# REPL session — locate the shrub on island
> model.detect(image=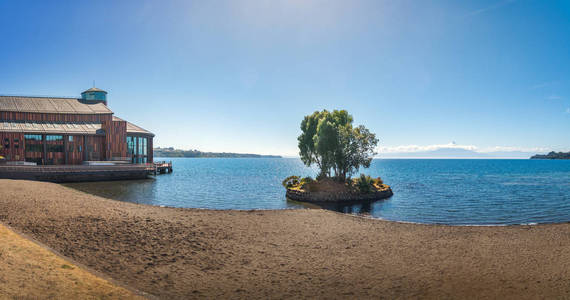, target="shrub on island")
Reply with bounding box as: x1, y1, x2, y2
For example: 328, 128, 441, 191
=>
282, 176, 300, 188
284, 109, 393, 203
